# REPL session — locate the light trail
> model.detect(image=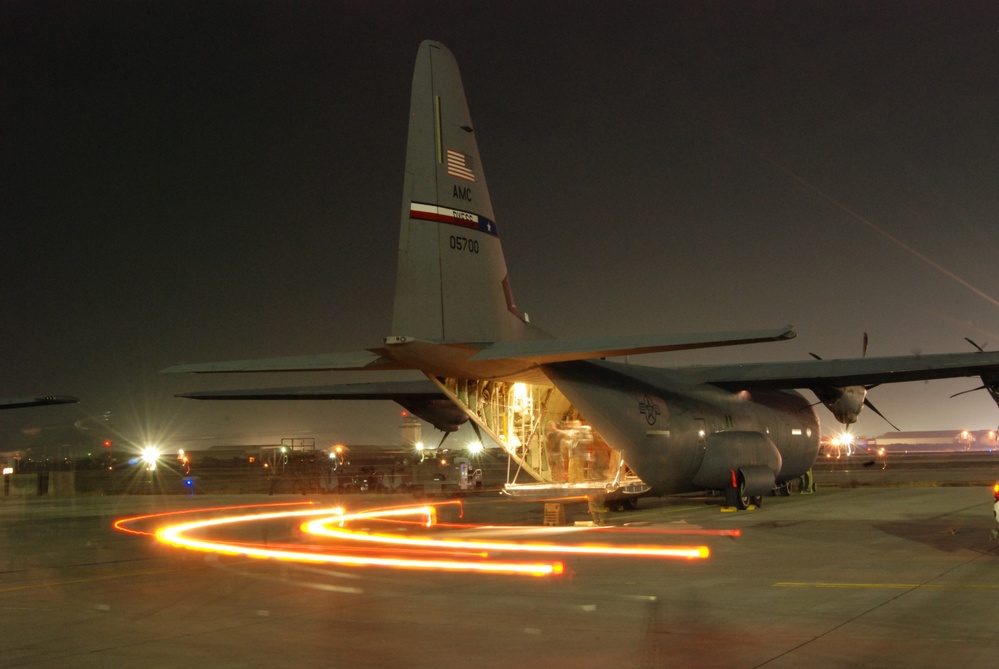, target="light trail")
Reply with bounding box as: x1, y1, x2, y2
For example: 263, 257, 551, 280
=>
113, 501, 314, 536
116, 501, 713, 578
152, 506, 560, 577
304, 517, 709, 559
